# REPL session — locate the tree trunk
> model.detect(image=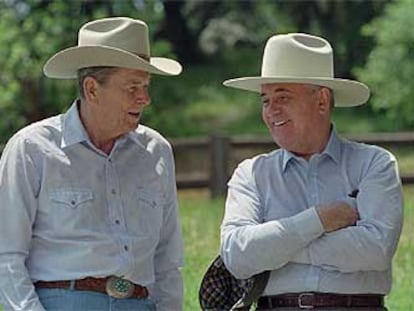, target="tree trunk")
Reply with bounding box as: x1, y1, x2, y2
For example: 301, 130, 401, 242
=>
161, 0, 202, 64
